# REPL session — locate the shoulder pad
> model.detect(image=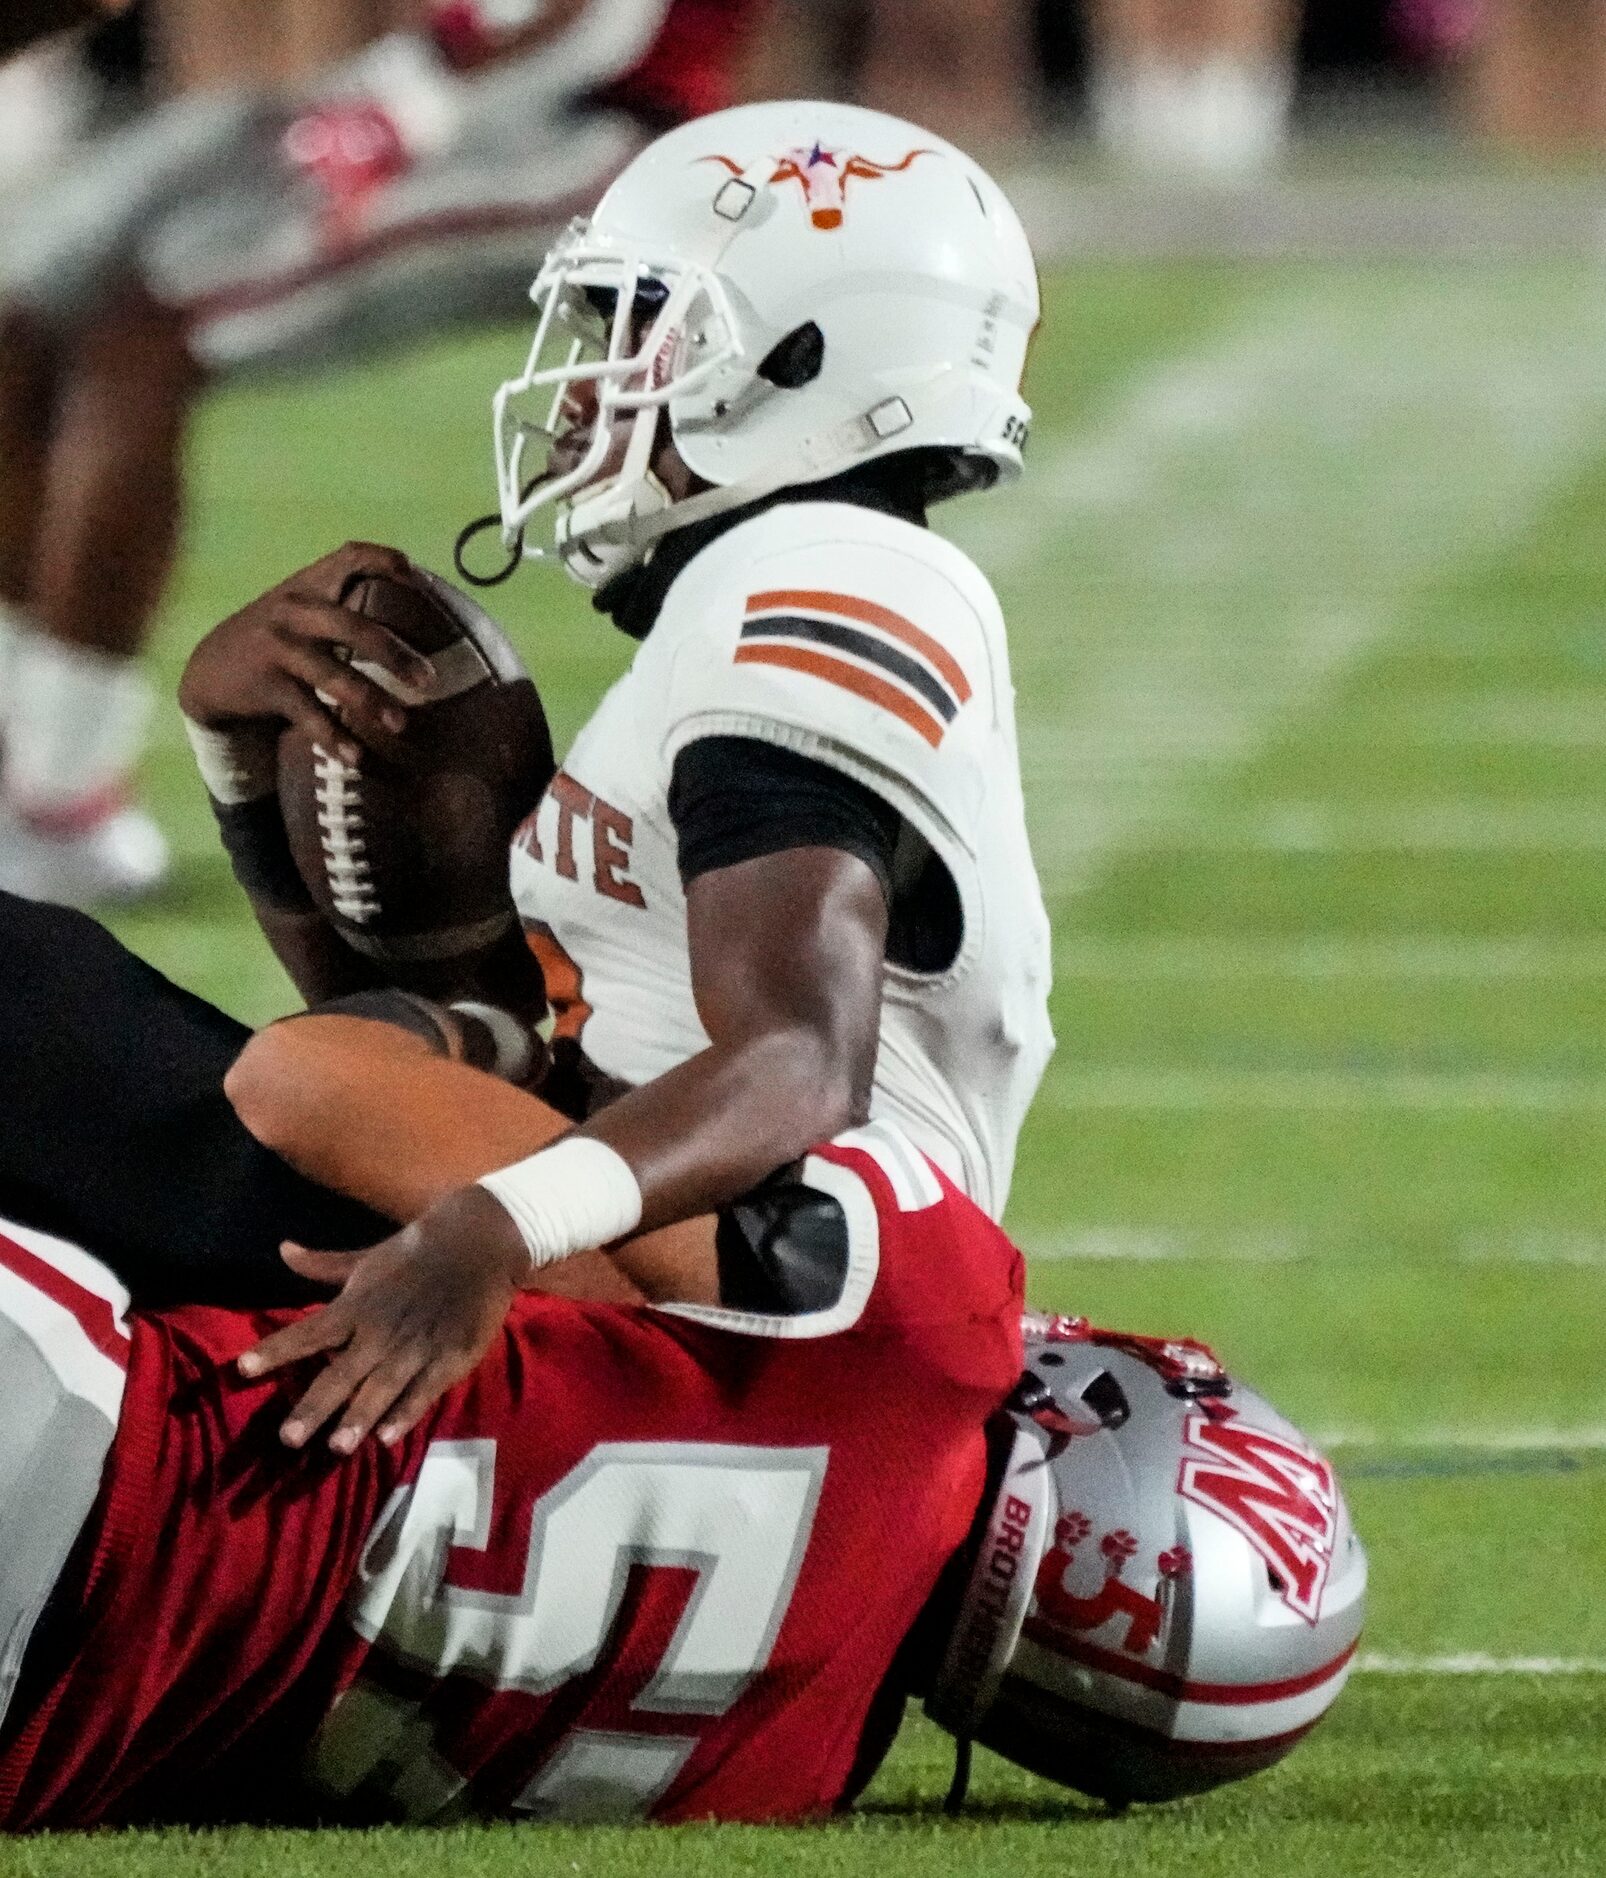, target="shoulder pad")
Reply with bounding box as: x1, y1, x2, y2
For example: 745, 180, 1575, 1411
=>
656, 504, 1004, 846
